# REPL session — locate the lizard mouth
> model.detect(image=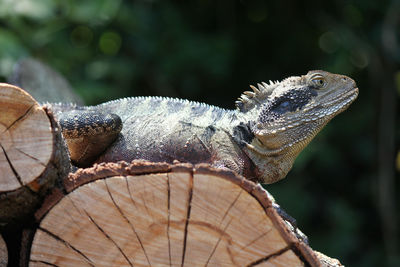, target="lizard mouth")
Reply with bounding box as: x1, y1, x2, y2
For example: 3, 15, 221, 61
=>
297, 84, 358, 121
248, 87, 358, 157
318, 86, 359, 117
253, 85, 358, 142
